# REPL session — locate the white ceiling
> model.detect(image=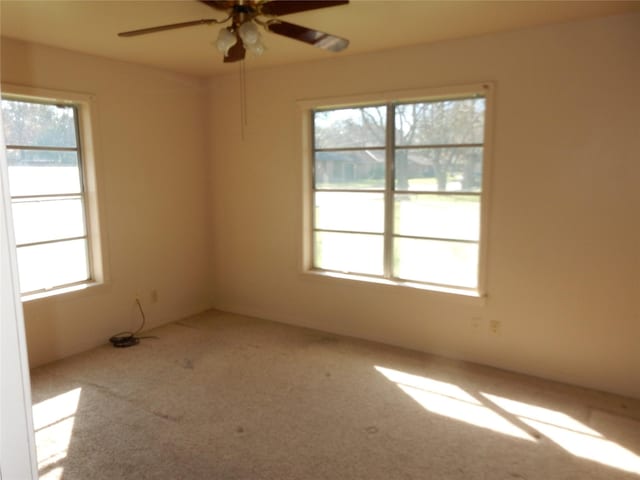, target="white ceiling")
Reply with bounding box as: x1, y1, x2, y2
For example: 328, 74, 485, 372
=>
1, 0, 639, 78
